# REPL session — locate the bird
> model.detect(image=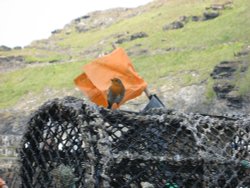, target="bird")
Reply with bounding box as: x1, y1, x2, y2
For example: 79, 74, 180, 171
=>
107, 78, 125, 109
